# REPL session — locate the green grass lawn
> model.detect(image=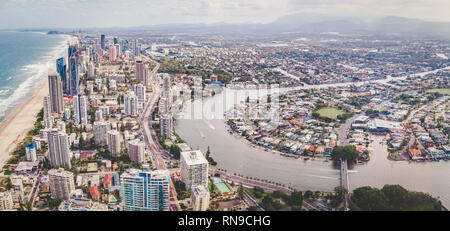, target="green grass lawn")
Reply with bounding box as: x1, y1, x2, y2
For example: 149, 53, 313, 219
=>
426, 88, 450, 95
315, 107, 347, 120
